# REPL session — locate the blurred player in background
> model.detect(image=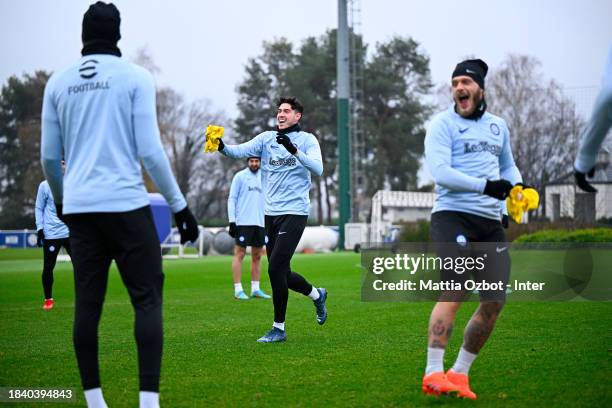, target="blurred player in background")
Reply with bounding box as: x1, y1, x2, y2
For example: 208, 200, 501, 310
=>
423, 59, 527, 399
35, 167, 71, 310
228, 156, 271, 300
40, 2, 198, 407
217, 96, 327, 343
574, 45, 612, 192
